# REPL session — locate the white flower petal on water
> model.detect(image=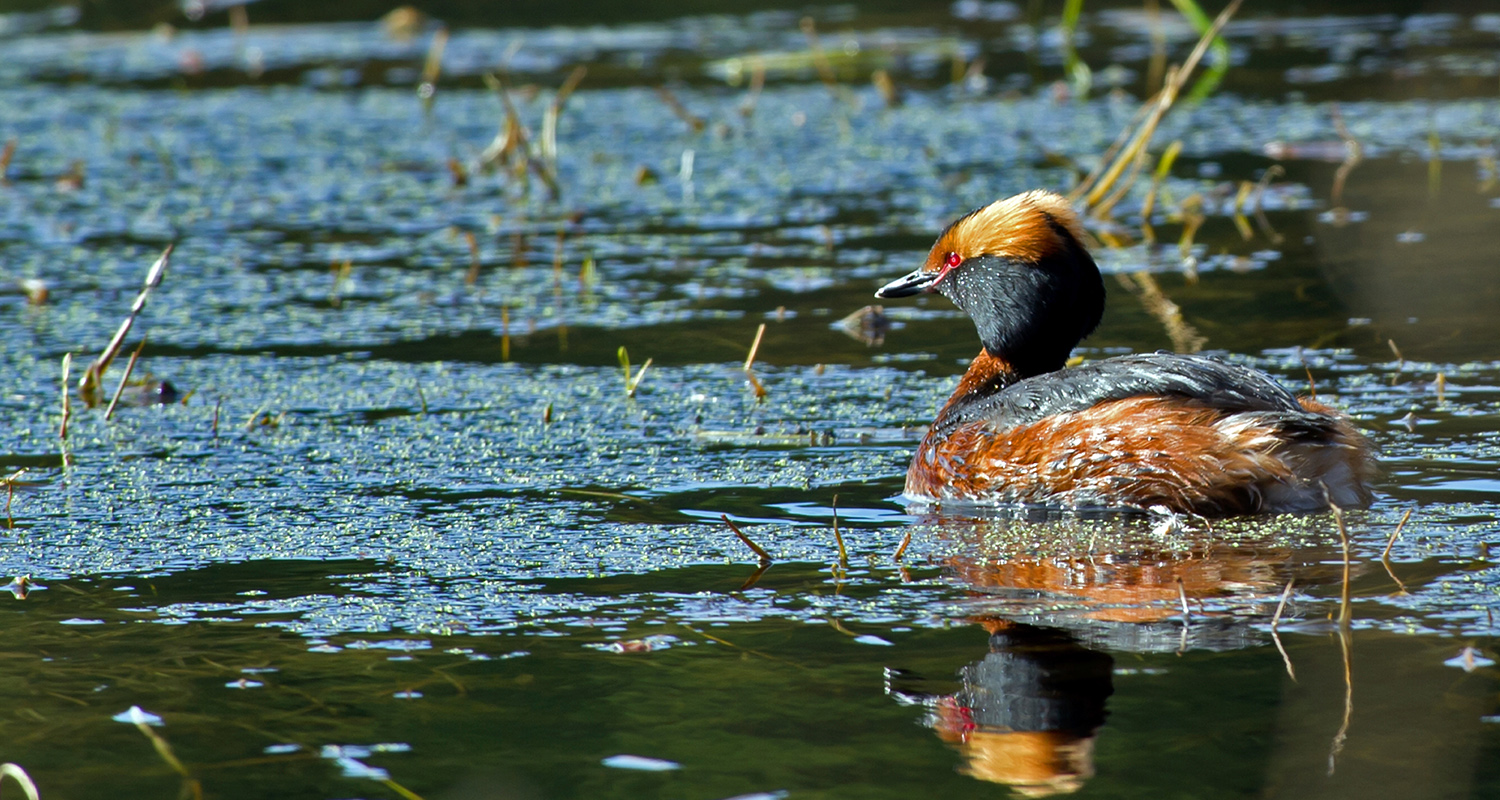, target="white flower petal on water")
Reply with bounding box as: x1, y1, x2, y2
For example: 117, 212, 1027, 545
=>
601, 754, 680, 771
1443, 646, 1495, 672
112, 706, 163, 726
